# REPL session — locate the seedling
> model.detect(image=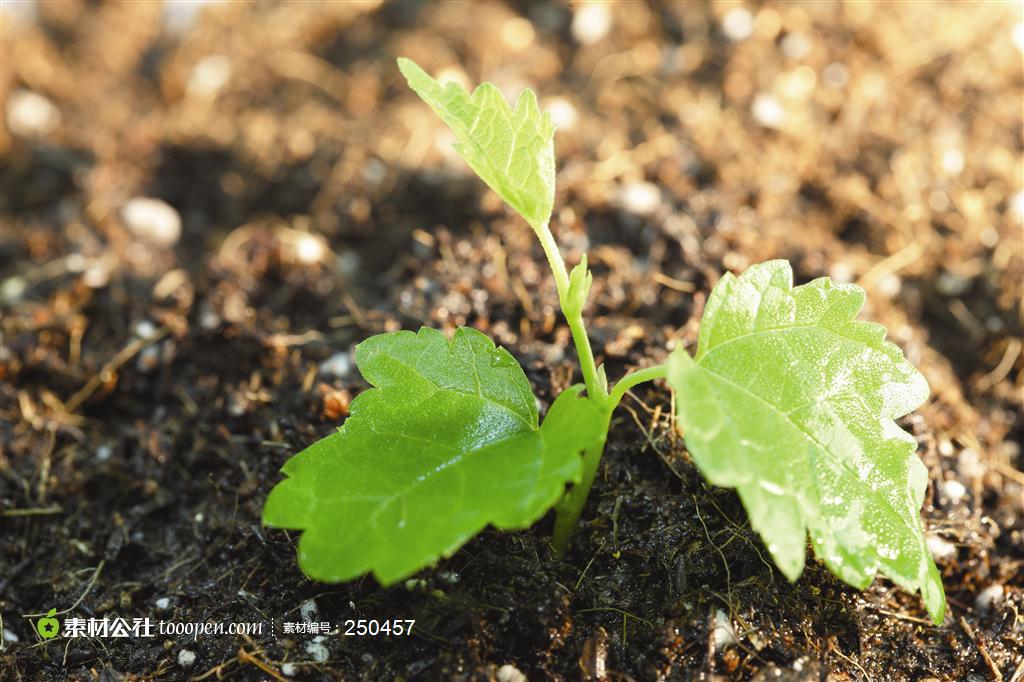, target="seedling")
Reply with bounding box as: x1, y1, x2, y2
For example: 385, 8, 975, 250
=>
264, 59, 946, 624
